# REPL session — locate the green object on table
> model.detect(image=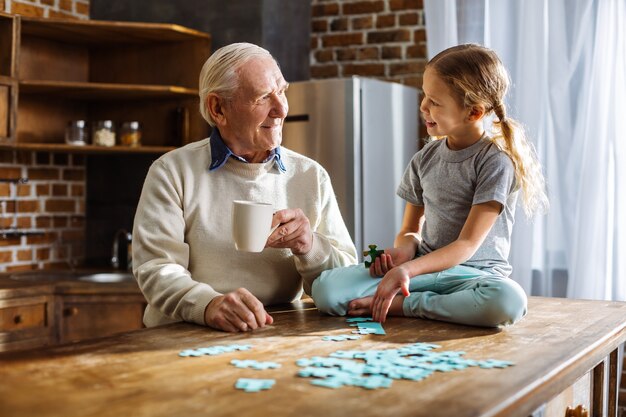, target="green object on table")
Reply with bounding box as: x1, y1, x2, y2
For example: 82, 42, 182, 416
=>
363, 244, 384, 268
